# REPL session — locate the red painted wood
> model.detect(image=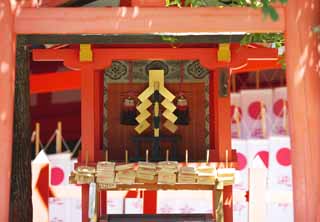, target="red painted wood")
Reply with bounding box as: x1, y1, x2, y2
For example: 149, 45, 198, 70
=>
15, 7, 285, 34
30, 71, 81, 94
0, 1, 15, 221
125, 191, 139, 198
231, 60, 282, 74
11, 0, 39, 7
211, 69, 232, 161
286, 0, 320, 221
100, 71, 104, 153
31, 101, 80, 117
99, 191, 107, 216
211, 69, 233, 222
96, 70, 104, 159
223, 186, 233, 222
143, 191, 157, 214
81, 185, 89, 222
81, 67, 95, 162
80, 68, 104, 222
80, 68, 103, 162
209, 72, 215, 152
32, 47, 279, 71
